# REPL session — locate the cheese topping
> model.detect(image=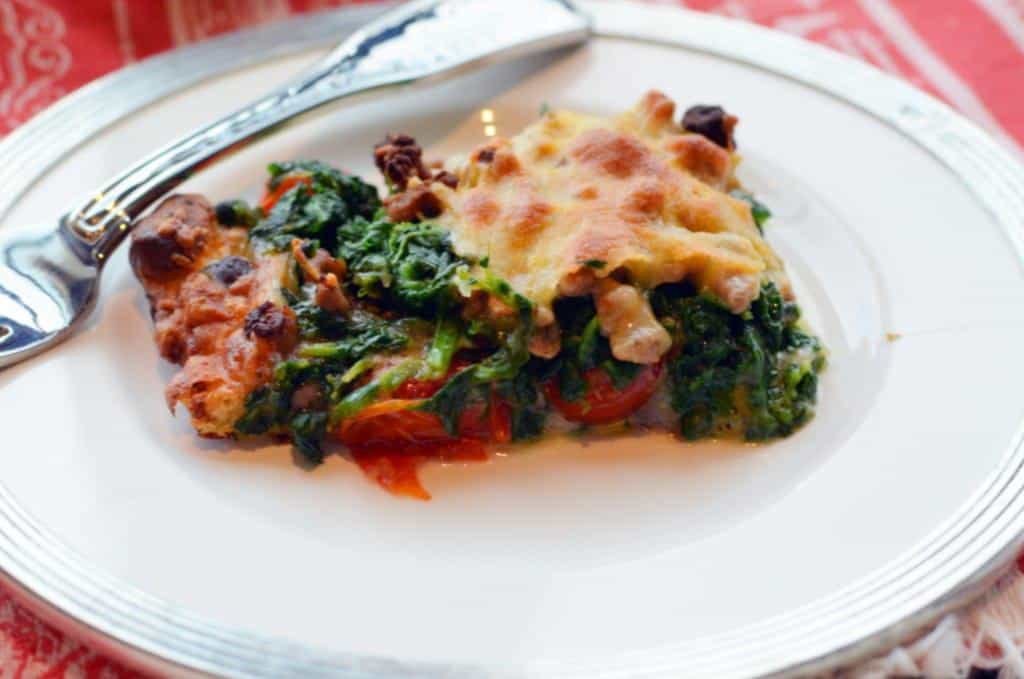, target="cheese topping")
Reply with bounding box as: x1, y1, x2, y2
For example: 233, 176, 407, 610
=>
430, 91, 792, 363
